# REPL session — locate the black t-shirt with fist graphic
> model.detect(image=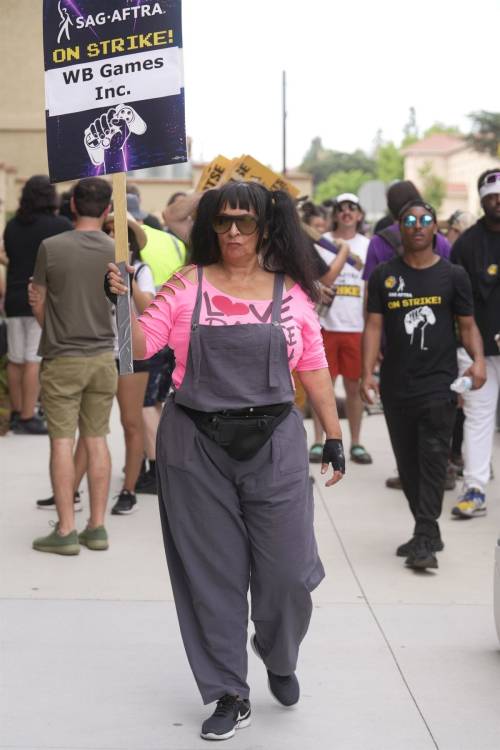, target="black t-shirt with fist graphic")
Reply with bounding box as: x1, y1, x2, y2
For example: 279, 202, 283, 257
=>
367, 256, 474, 406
